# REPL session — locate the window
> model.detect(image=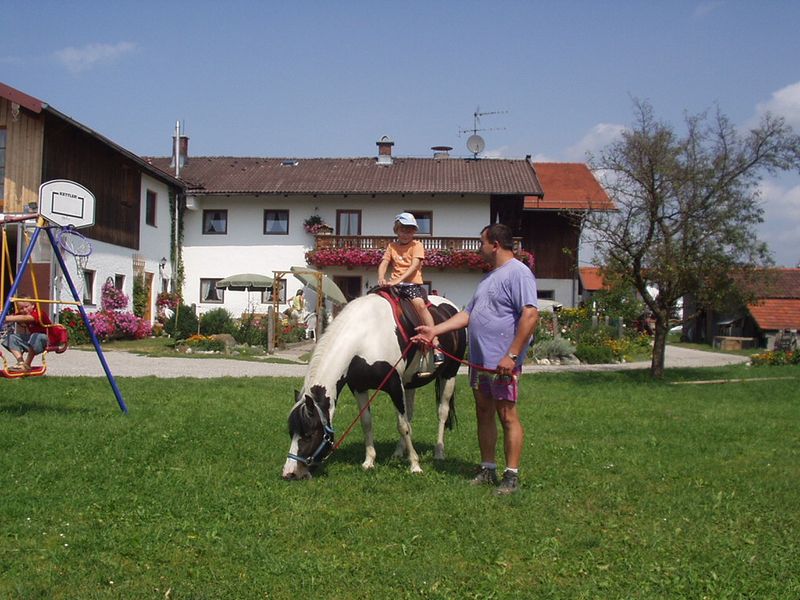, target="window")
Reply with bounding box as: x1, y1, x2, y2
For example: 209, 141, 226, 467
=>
82, 270, 96, 305
114, 274, 125, 290
263, 209, 289, 235
410, 211, 432, 235
145, 190, 157, 226
336, 209, 361, 235
0, 129, 6, 201
200, 278, 224, 303
261, 280, 287, 304
202, 210, 228, 234
537, 290, 555, 300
